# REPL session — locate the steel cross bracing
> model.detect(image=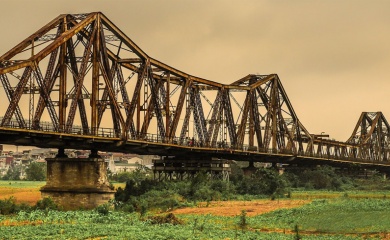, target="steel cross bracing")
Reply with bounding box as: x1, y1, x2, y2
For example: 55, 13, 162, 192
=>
0, 12, 390, 169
